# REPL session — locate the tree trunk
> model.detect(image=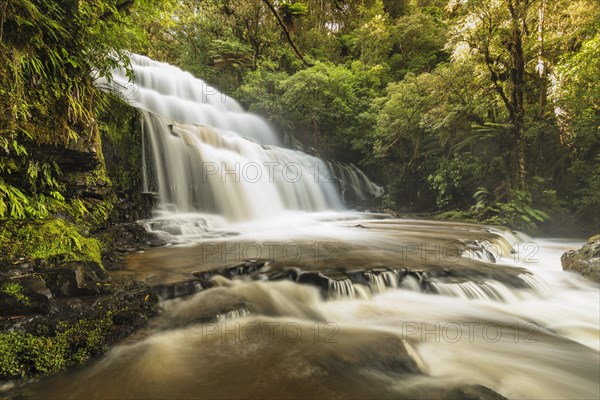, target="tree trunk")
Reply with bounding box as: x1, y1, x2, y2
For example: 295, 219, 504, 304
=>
509, 0, 527, 190
537, 0, 547, 115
